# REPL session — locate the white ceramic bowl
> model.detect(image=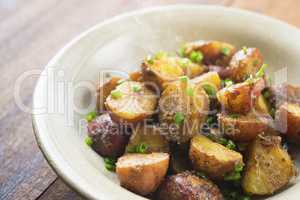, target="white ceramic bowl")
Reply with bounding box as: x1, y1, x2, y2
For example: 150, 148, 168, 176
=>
33, 5, 300, 200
